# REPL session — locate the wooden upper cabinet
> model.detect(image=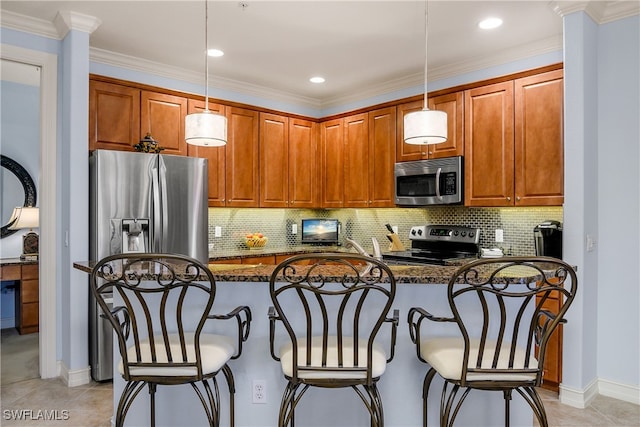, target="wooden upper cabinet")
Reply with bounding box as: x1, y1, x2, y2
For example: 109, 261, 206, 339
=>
343, 113, 370, 207
396, 100, 426, 162
428, 92, 464, 159
396, 95, 463, 162
288, 118, 318, 208
140, 91, 187, 156
368, 107, 396, 207
89, 80, 140, 152
259, 112, 289, 207
320, 118, 345, 208
464, 81, 515, 207
514, 69, 564, 206
226, 106, 259, 207
186, 99, 227, 206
